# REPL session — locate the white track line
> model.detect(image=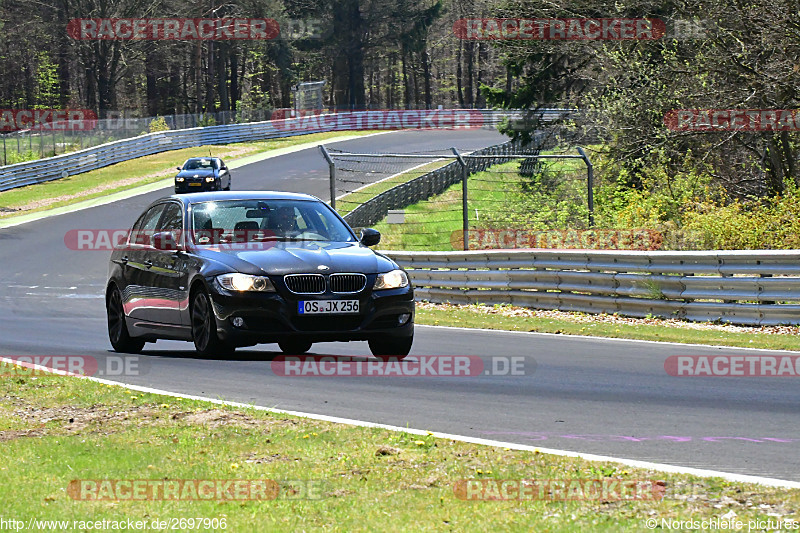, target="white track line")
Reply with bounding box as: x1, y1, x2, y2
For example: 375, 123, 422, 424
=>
416, 324, 800, 353
3, 356, 799, 489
